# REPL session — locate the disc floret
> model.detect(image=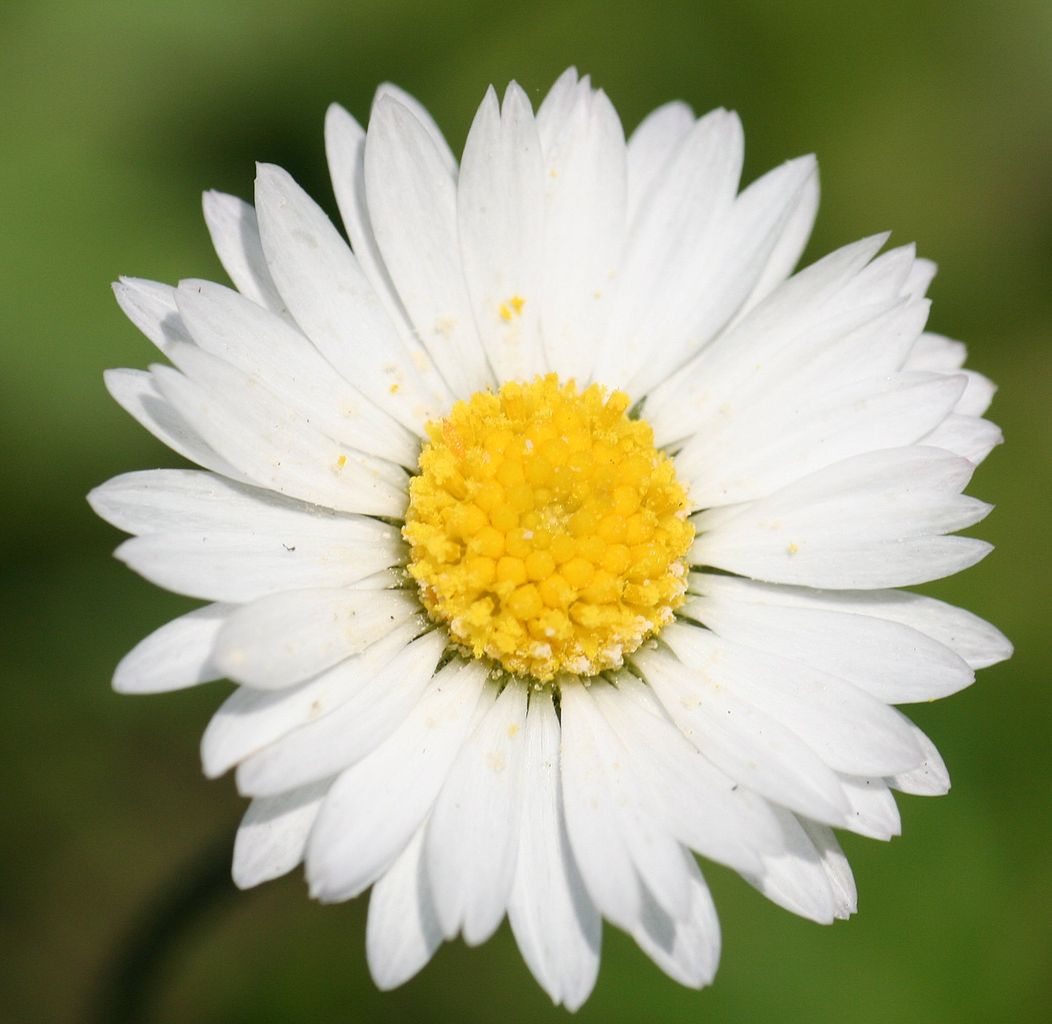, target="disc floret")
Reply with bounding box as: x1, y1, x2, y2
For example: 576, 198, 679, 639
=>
404, 375, 694, 682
